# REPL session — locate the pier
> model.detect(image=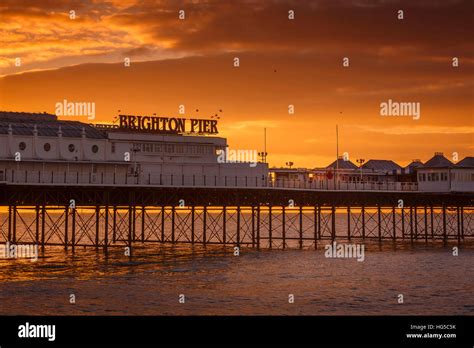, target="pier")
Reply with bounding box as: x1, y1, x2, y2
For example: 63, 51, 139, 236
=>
1, 184, 472, 251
